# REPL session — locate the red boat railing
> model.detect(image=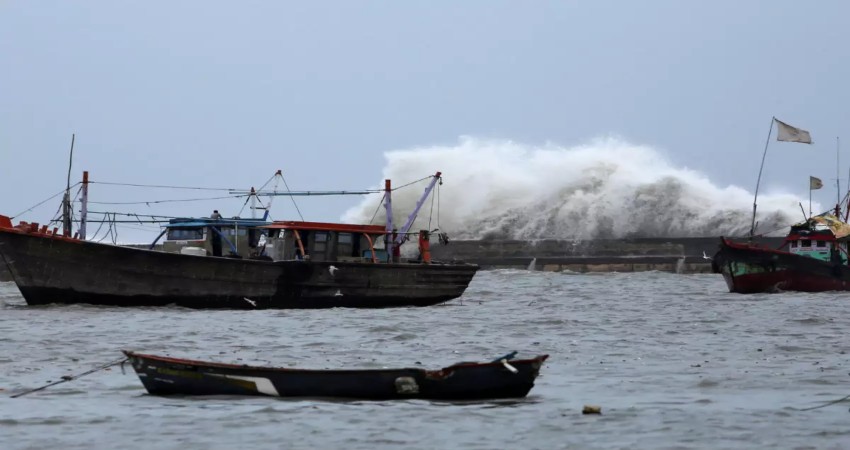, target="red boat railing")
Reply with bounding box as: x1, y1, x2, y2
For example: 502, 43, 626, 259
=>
0, 214, 80, 242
